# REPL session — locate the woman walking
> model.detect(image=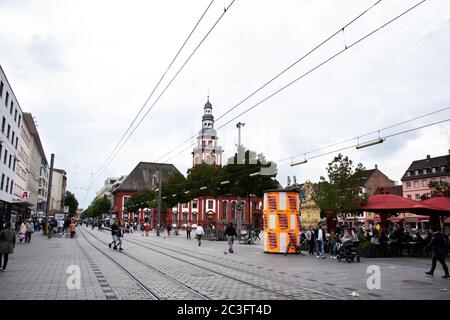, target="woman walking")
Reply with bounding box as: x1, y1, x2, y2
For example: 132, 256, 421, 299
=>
0, 222, 16, 271
19, 220, 26, 243
69, 220, 76, 238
